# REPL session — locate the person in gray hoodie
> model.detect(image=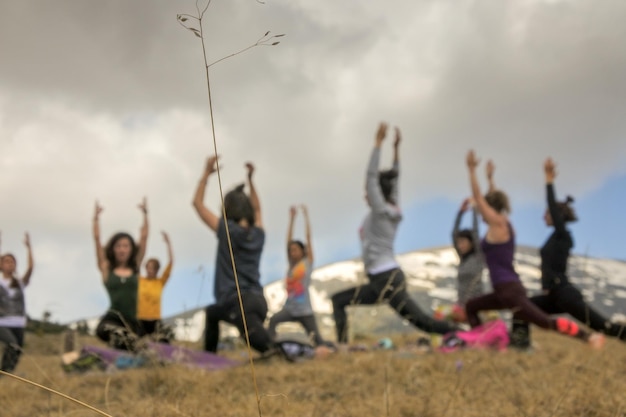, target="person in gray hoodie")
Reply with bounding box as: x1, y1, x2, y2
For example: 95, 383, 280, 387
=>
331, 122, 455, 343
452, 198, 485, 312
